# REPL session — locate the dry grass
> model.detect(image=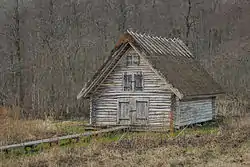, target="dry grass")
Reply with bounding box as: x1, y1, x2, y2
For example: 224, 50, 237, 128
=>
0, 107, 55, 145
1, 98, 250, 167
0, 107, 85, 146
1, 116, 250, 167
0, 118, 58, 146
